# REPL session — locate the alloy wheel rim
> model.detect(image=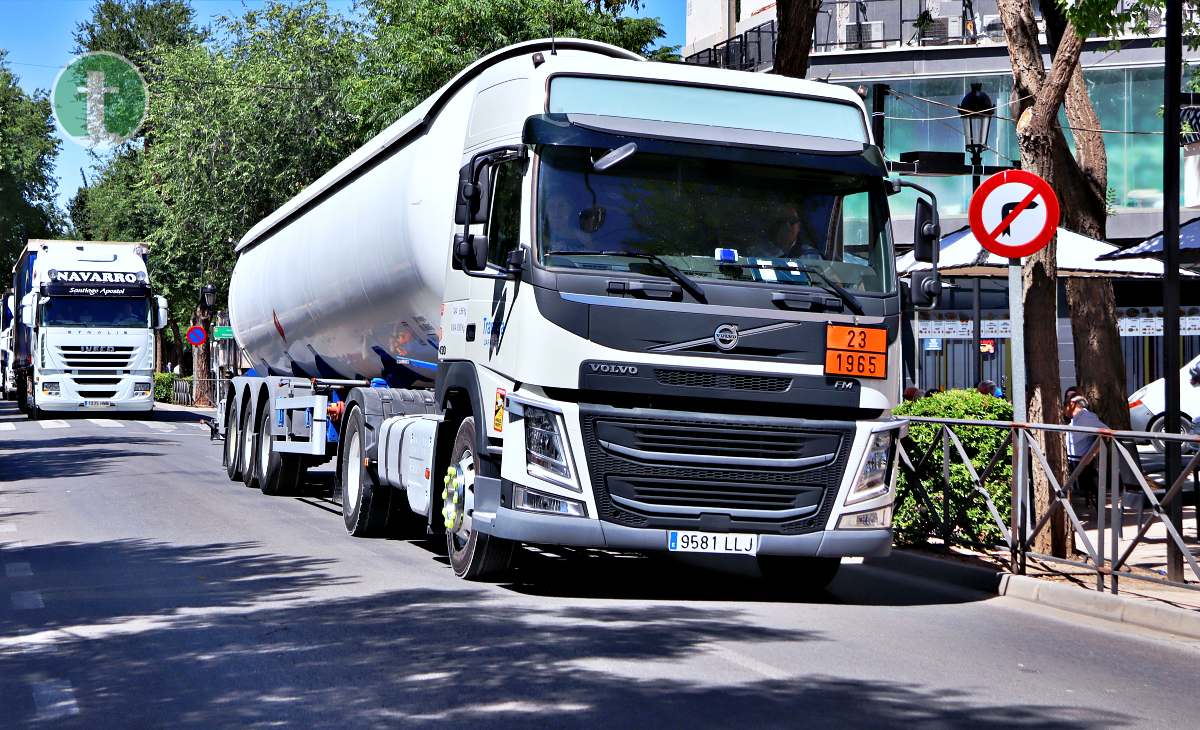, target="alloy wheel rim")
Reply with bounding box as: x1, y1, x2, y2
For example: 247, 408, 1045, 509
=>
345, 431, 362, 509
